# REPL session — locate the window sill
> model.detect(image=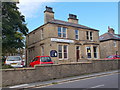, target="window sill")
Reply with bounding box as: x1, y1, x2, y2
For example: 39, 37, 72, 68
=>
59, 58, 68, 60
